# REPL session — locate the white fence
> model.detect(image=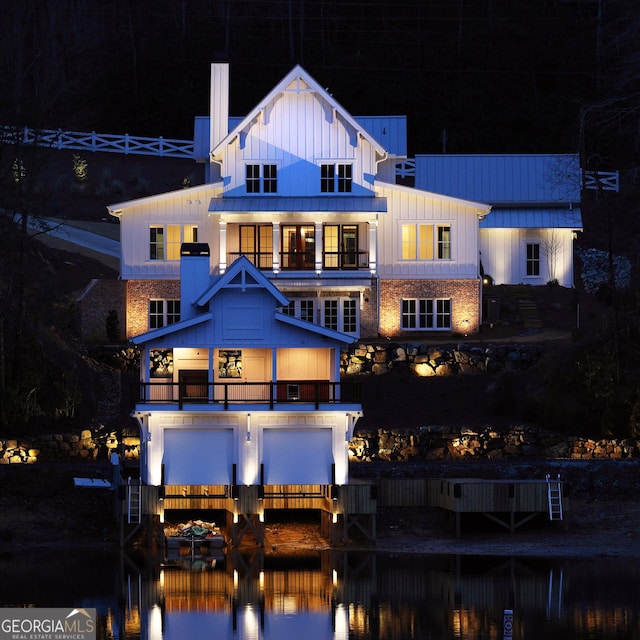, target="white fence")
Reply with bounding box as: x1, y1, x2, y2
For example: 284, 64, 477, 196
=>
0, 125, 195, 159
